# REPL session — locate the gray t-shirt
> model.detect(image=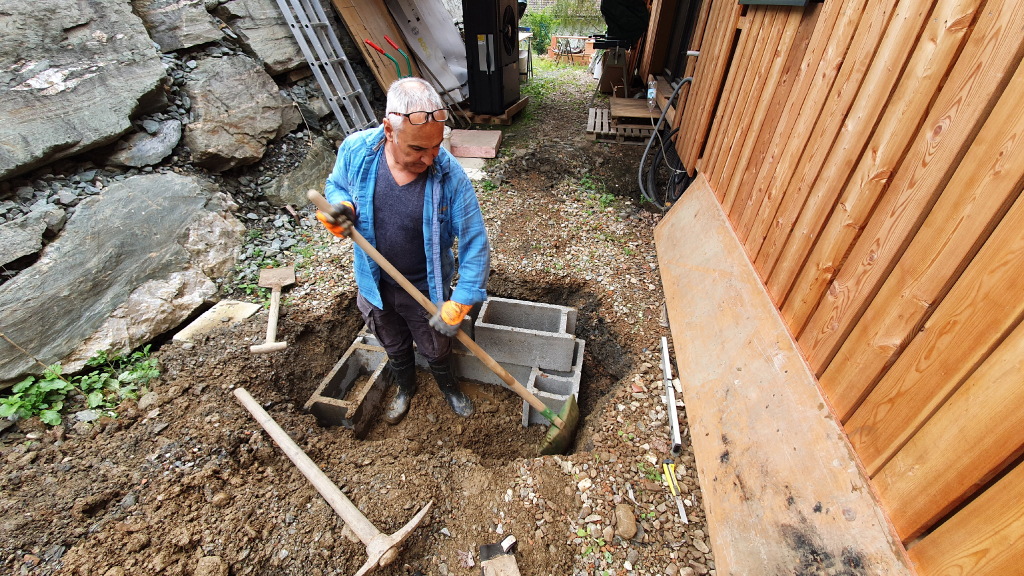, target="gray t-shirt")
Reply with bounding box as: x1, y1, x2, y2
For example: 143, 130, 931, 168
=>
374, 157, 429, 291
